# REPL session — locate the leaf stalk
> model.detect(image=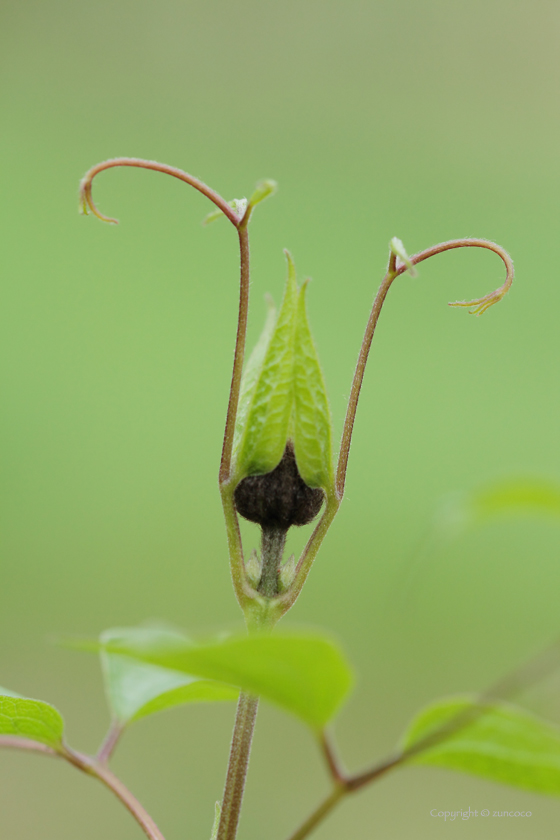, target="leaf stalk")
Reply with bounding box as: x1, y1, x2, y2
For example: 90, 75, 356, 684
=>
336, 238, 513, 498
